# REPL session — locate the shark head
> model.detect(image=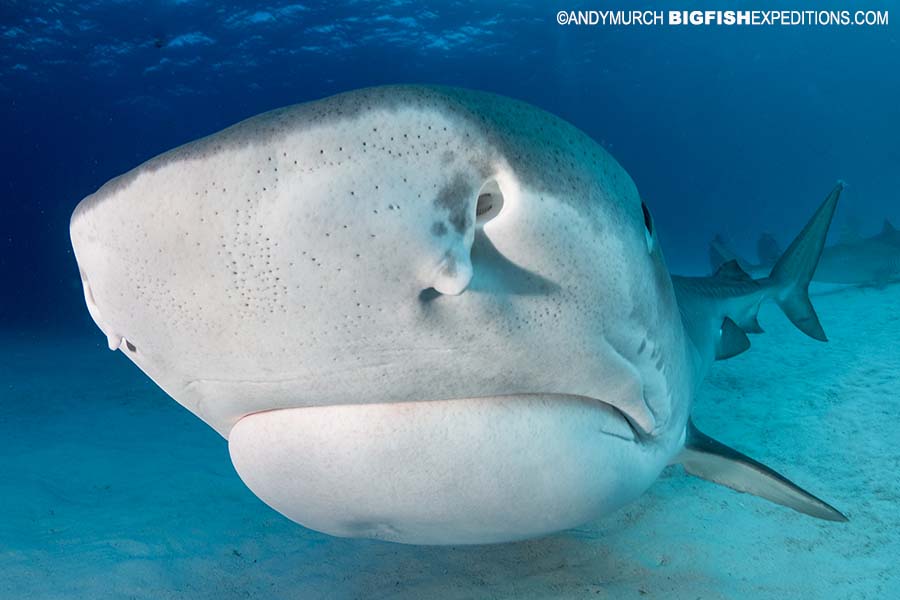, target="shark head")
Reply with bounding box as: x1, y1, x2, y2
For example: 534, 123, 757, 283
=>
70, 86, 693, 544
